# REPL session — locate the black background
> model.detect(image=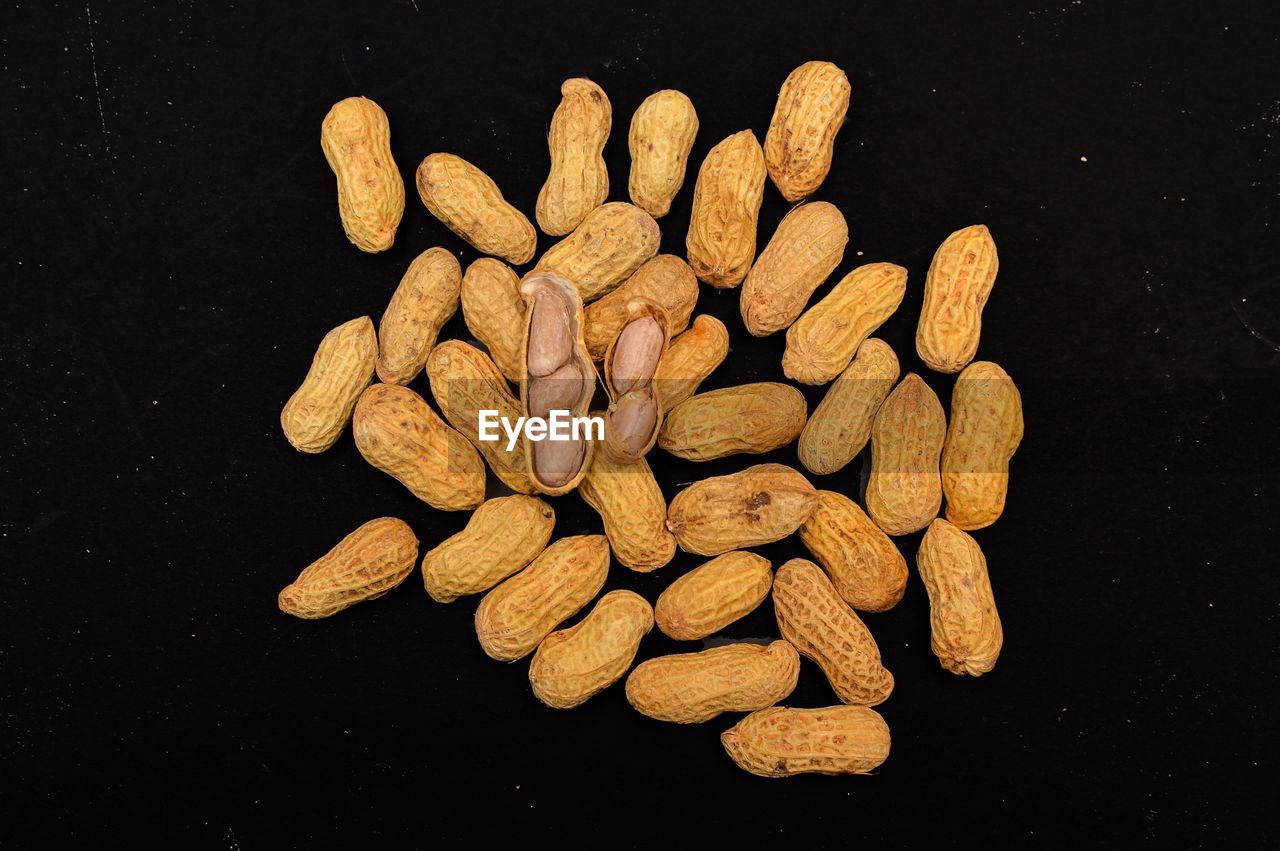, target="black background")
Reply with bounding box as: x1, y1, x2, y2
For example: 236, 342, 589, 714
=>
3, 0, 1278, 846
